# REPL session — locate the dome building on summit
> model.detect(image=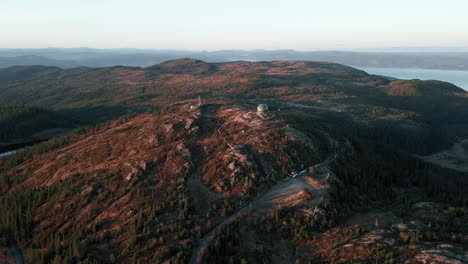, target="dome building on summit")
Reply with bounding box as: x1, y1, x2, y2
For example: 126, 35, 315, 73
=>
257, 104, 268, 113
